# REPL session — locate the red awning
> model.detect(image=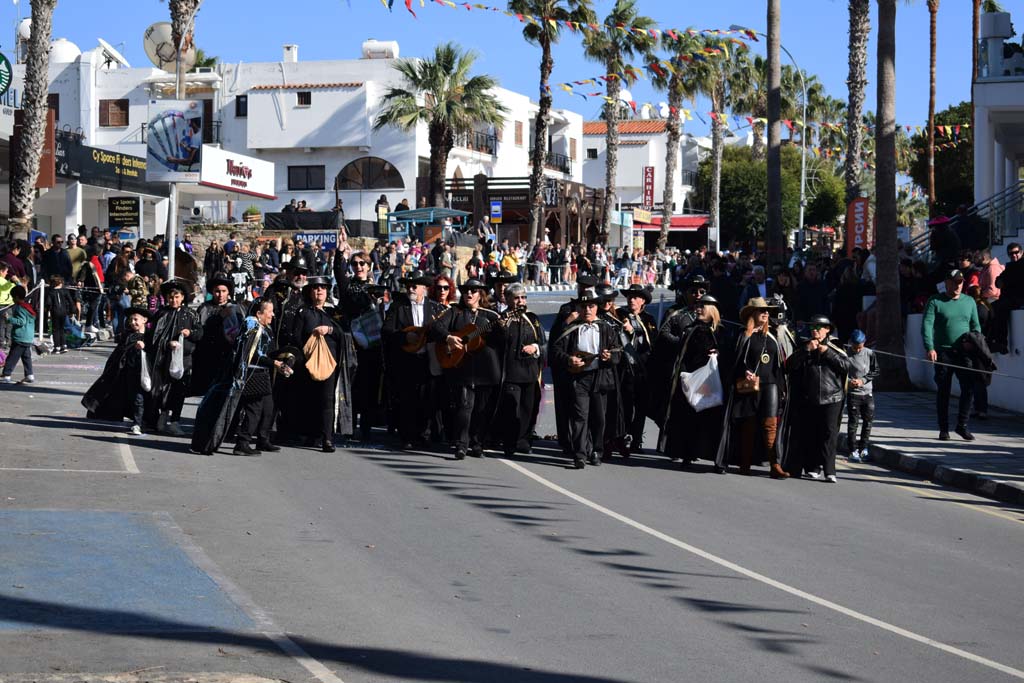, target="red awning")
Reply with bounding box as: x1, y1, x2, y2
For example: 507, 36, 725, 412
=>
634, 215, 708, 231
